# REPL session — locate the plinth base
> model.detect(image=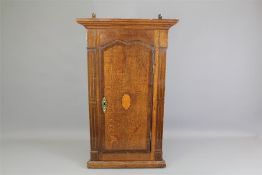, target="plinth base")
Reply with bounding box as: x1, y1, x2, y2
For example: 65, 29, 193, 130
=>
87, 160, 166, 168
